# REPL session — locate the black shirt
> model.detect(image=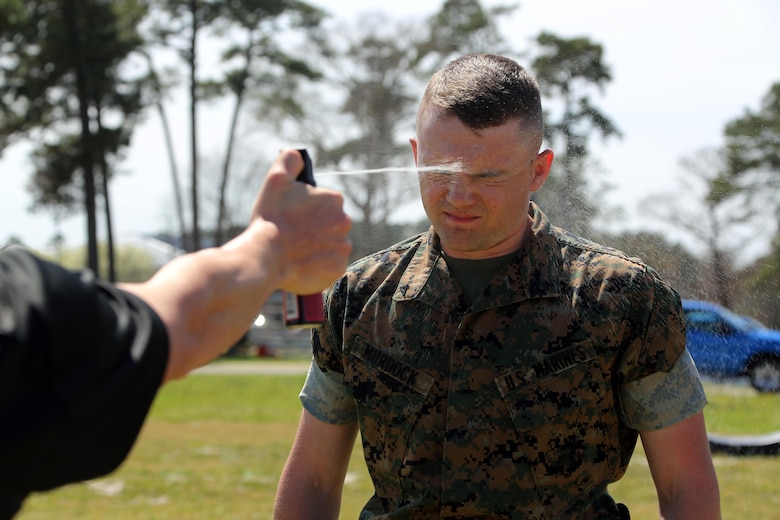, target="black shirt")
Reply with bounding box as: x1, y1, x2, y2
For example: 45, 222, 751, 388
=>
0, 248, 169, 519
